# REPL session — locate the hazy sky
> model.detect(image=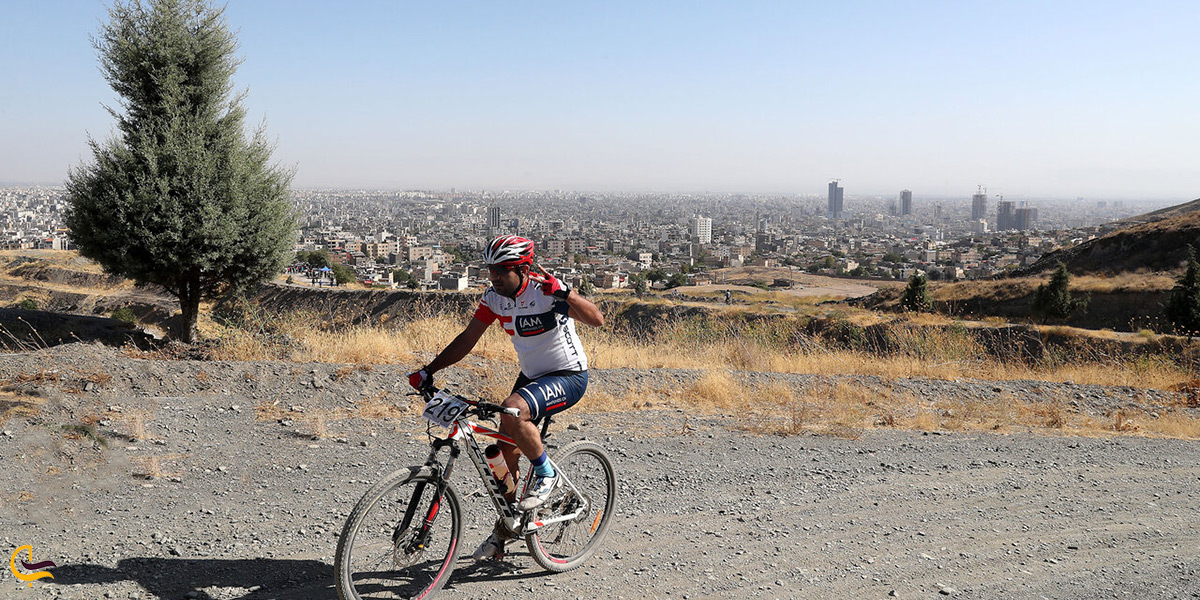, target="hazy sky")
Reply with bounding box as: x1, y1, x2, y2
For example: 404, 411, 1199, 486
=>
3, 1, 1199, 199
